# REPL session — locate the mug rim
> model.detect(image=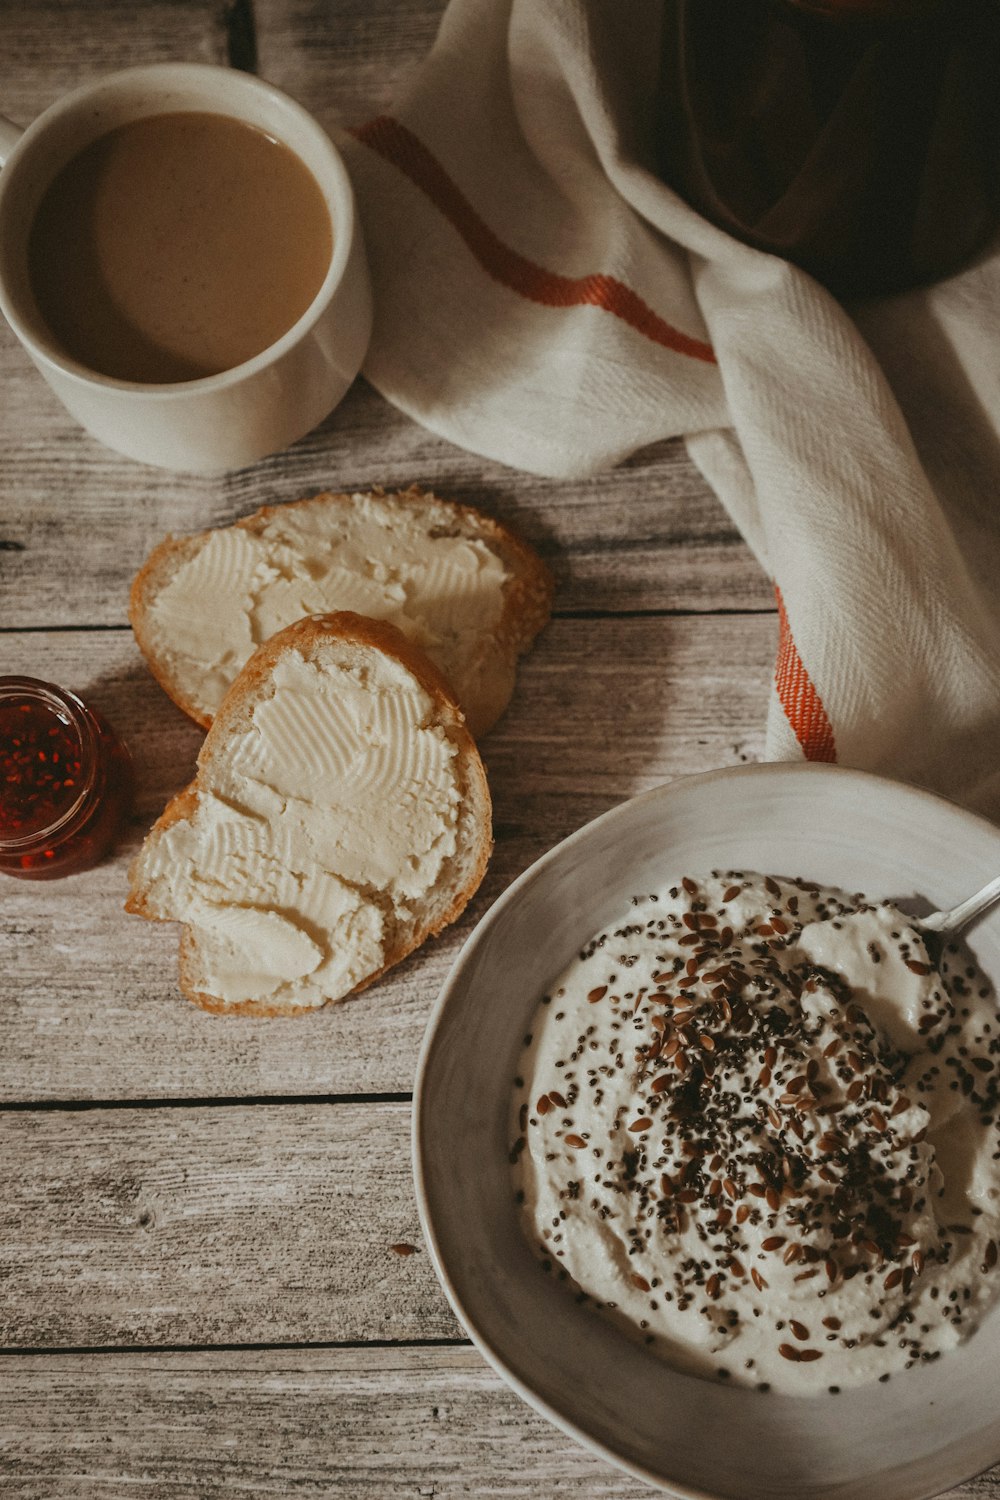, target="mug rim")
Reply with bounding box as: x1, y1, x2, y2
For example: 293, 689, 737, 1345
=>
0, 61, 358, 399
